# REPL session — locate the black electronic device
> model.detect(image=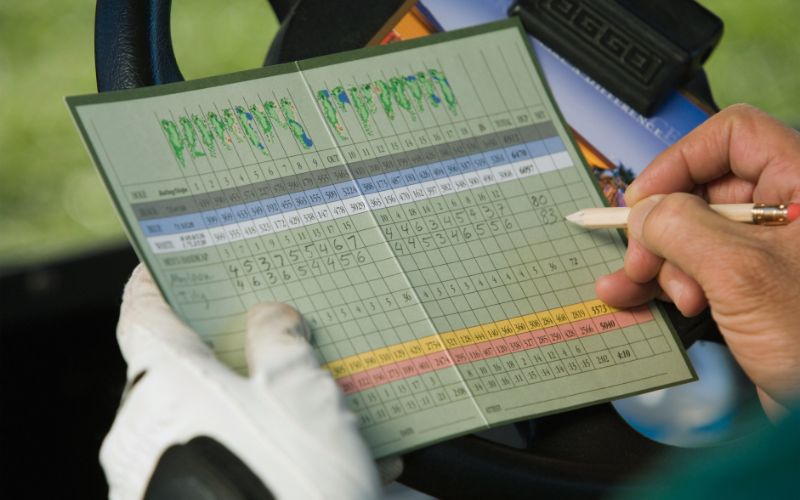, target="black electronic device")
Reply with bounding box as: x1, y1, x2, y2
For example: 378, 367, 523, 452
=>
511, 0, 723, 116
